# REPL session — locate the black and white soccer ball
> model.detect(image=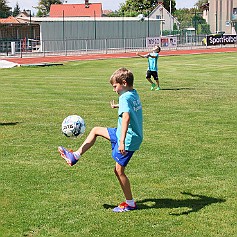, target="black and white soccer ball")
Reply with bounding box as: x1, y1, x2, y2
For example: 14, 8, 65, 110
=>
62, 115, 86, 138
137, 14, 145, 22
